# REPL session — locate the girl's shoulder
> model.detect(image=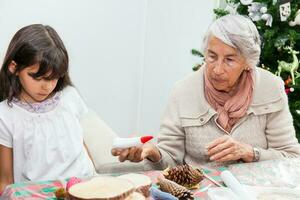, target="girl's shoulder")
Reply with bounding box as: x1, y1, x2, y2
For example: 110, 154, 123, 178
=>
0, 100, 20, 124
0, 100, 13, 112
61, 86, 81, 100
60, 86, 88, 118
